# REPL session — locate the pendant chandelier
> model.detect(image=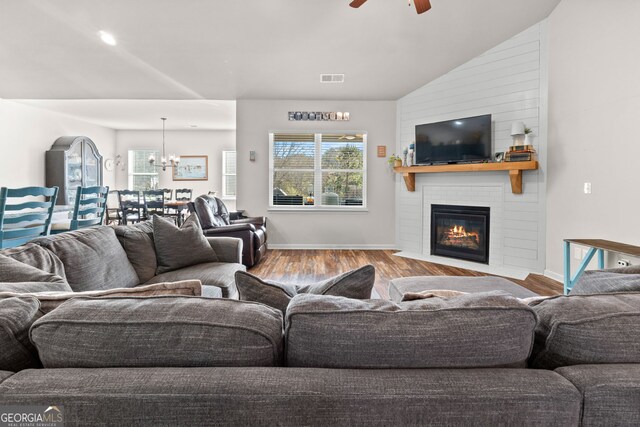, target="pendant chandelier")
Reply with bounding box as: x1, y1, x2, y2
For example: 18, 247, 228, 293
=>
148, 117, 180, 171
